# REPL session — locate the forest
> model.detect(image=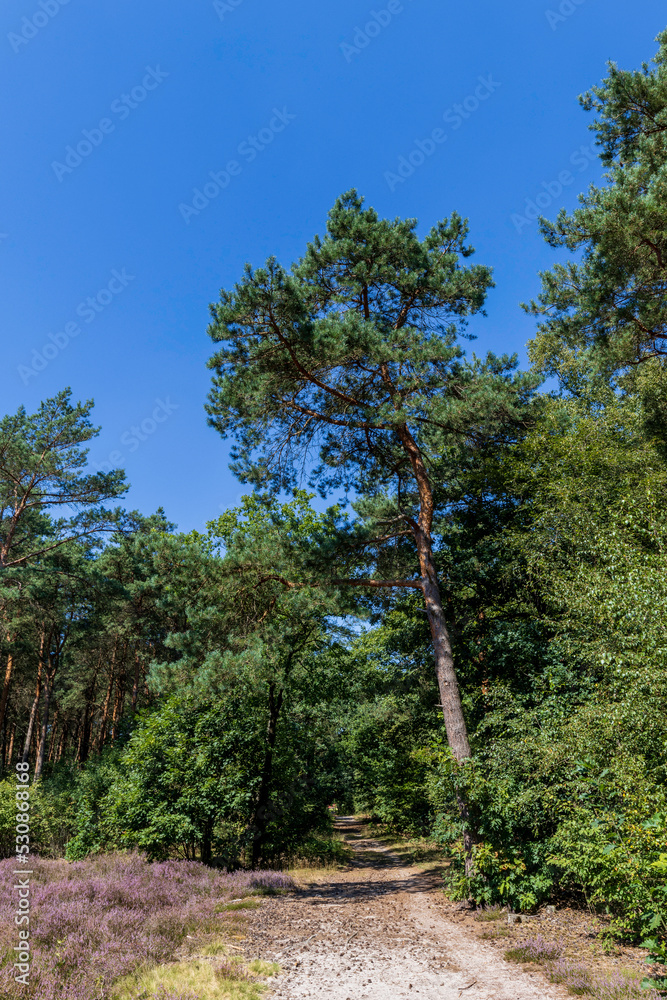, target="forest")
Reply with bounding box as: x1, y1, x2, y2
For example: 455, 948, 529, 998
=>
2, 27, 667, 1000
